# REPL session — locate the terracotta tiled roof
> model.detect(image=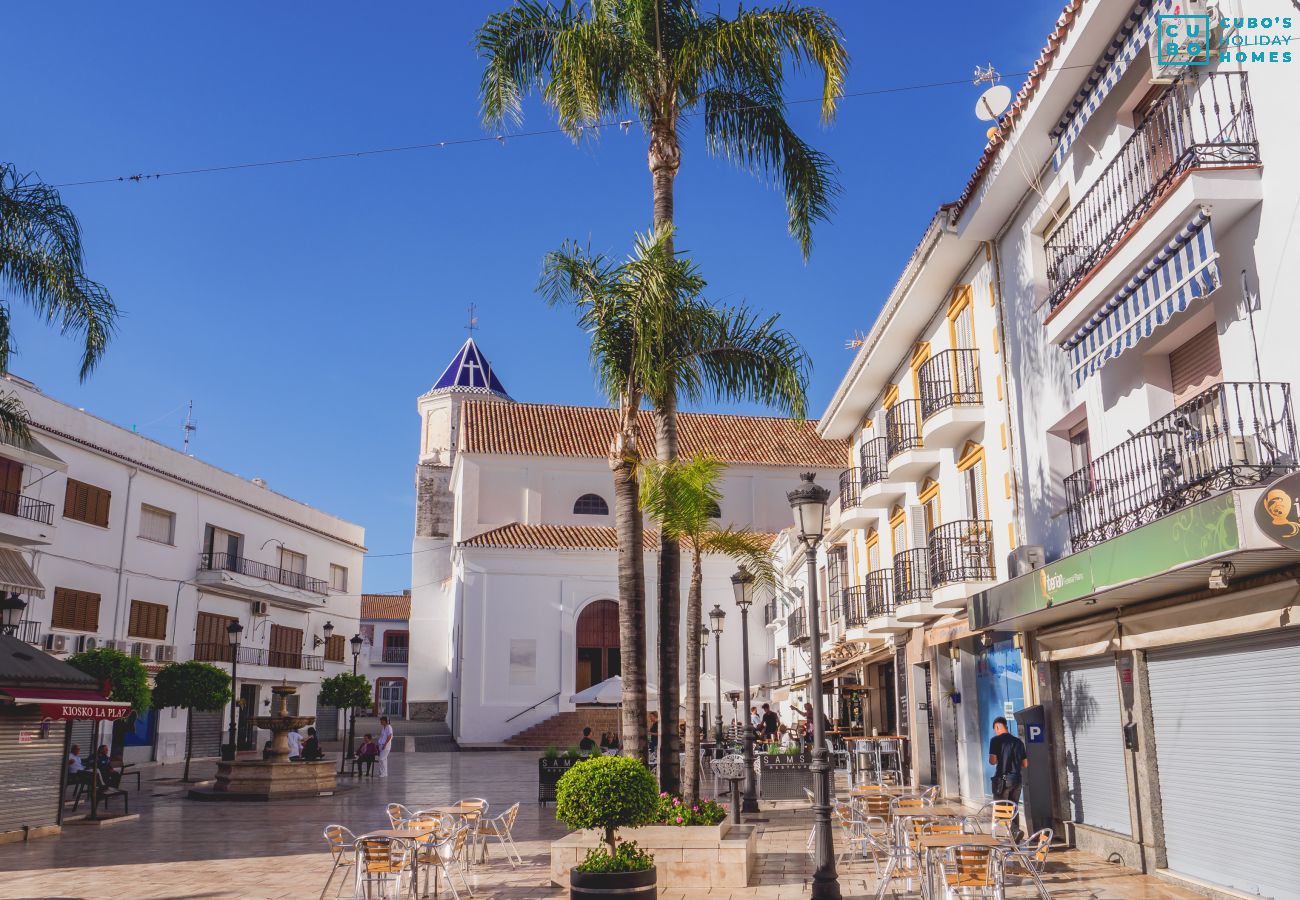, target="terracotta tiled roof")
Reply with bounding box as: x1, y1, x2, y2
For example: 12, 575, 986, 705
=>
459, 401, 845, 468
460, 522, 777, 553
955, 0, 1085, 213
361, 592, 411, 620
